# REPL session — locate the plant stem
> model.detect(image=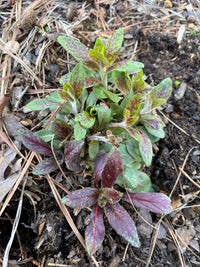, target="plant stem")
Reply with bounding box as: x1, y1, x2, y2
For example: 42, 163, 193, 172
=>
88, 135, 107, 143
105, 121, 126, 129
